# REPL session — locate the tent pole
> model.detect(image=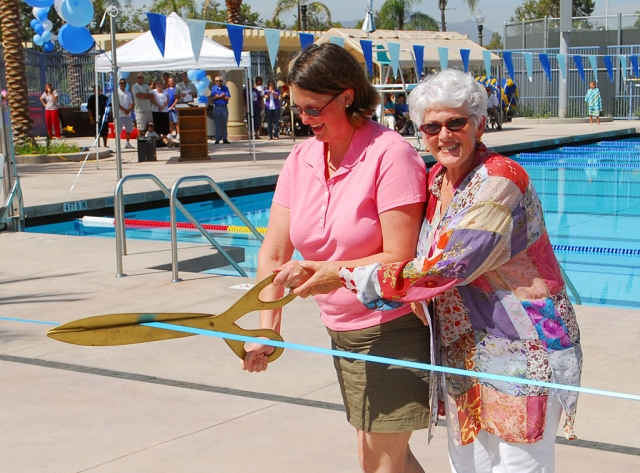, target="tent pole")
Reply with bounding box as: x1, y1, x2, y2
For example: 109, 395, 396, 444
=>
94, 53, 100, 168
246, 67, 256, 163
